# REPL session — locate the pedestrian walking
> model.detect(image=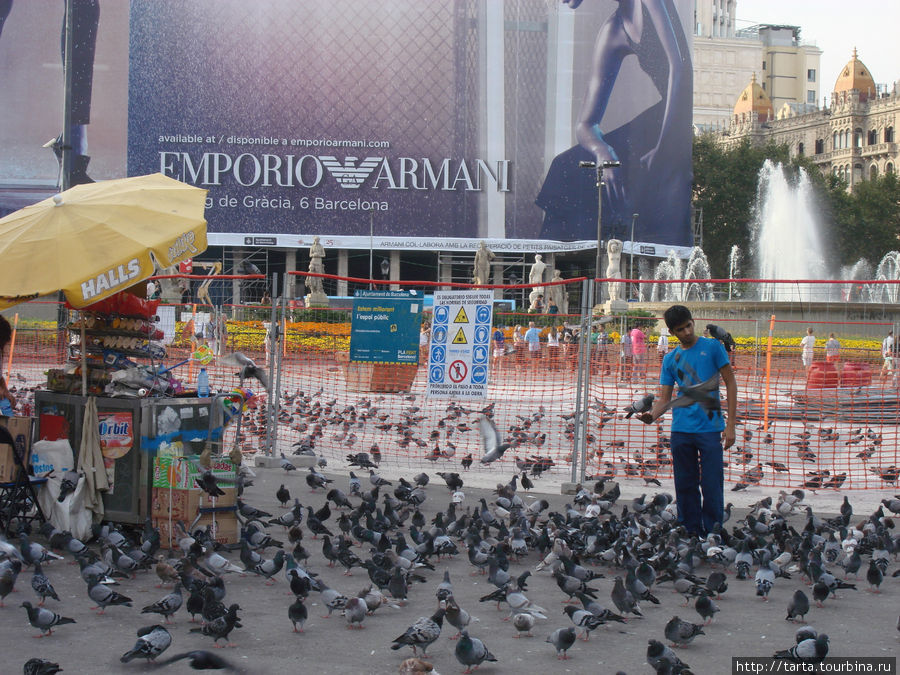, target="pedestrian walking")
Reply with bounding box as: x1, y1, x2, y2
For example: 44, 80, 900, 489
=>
800, 327, 816, 371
